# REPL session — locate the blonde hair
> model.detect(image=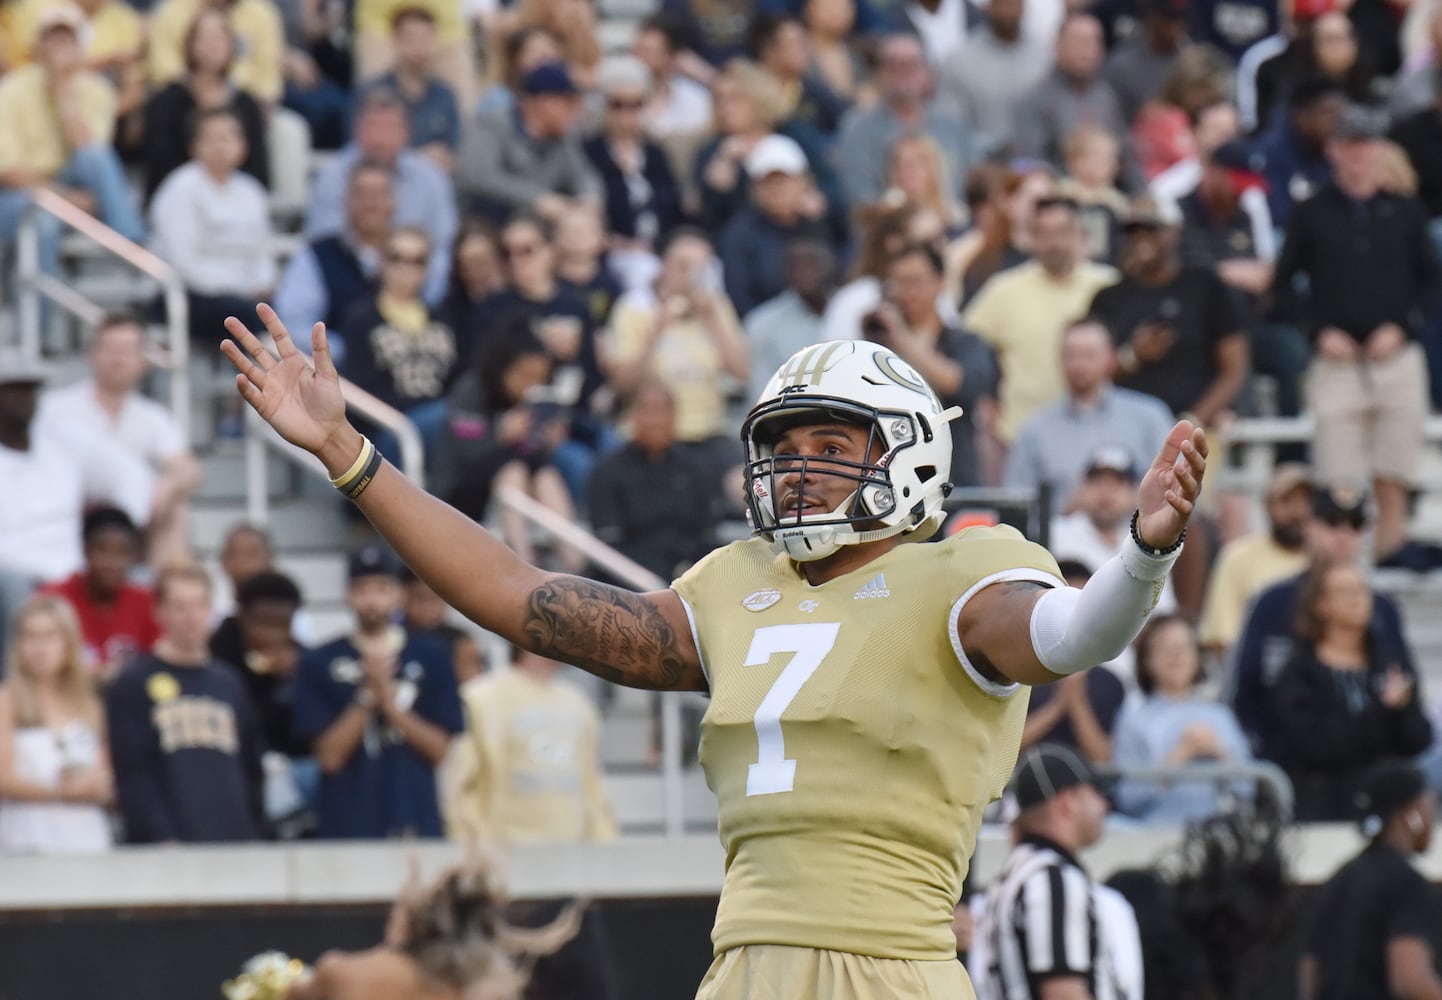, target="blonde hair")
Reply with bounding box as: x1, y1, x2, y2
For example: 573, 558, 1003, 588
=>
154, 563, 213, 605
887, 132, 962, 226
3, 595, 102, 731
391, 852, 582, 999
1063, 123, 1118, 165
714, 59, 789, 132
